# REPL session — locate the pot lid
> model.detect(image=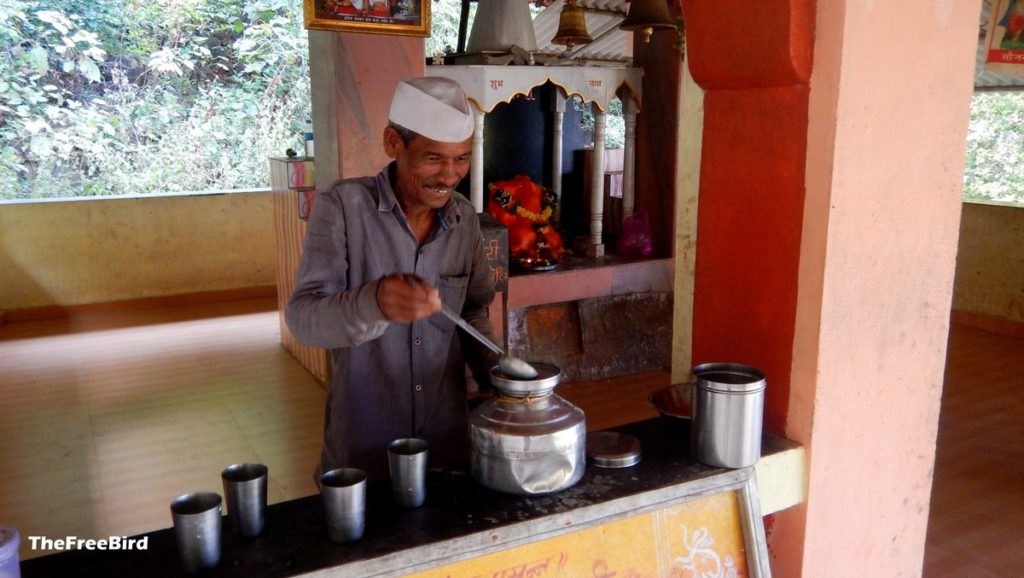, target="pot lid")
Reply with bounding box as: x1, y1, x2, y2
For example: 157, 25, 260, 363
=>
490, 362, 561, 397
586, 431, 641, 468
